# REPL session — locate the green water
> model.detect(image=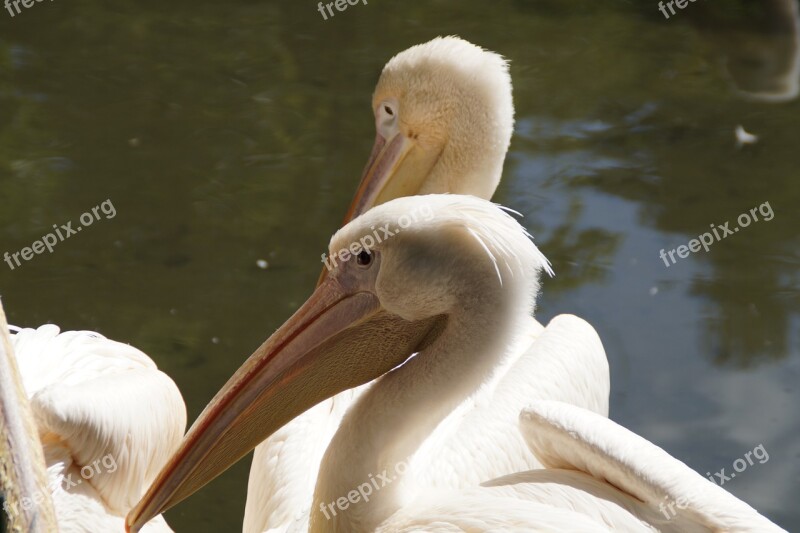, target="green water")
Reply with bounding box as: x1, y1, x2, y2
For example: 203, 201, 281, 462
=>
1, 1, 798, 531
